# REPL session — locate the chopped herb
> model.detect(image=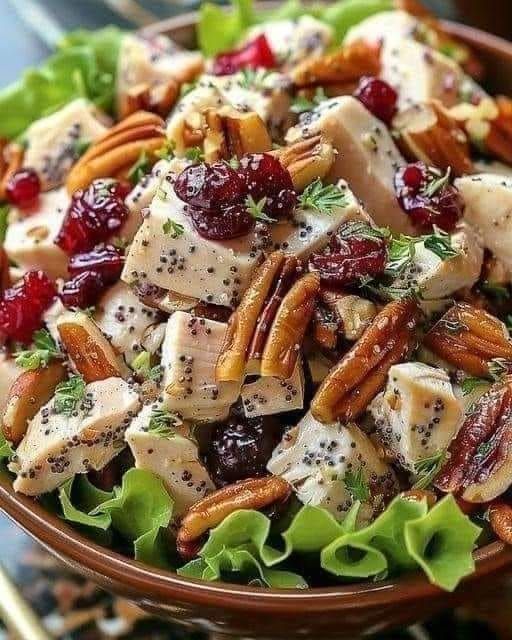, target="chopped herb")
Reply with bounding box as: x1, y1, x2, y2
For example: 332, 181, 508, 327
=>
298, 179, 348, 215
413, 451, 446, 490
477, 441, 493, 458
461, 376, 489, 396
344, 468, 371, 502
291, 87, 327, 114
155, 139, 175, 161
147, 408, 181, 438
15, 329, 60, 371
72, 138, 91, 158
245, 195, 276, 223
180, 81, 197, 97
423, 227, 459, 260
163, 218, 184, 238
156, 186, 168, 201
488, 357, 512, 380
421, 168, 451, 199
339, 221, 388, 242
0, 205, 9, 242
131, 351, 163, 382
384, 235, 417, 278
112, 236, 128, 250
481, 281, 510, 302
239, 68, 271, 90
228, 156, 240, 169
54, 376, 86, 416
128, 150, 150, 185
184, 147, 204, 163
